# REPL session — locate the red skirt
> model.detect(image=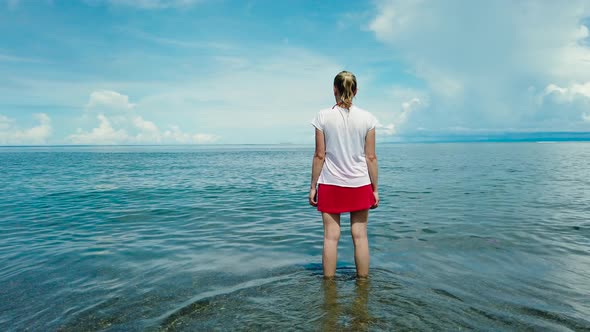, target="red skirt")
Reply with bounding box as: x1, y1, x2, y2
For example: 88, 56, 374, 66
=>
317, 184, 375, 213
